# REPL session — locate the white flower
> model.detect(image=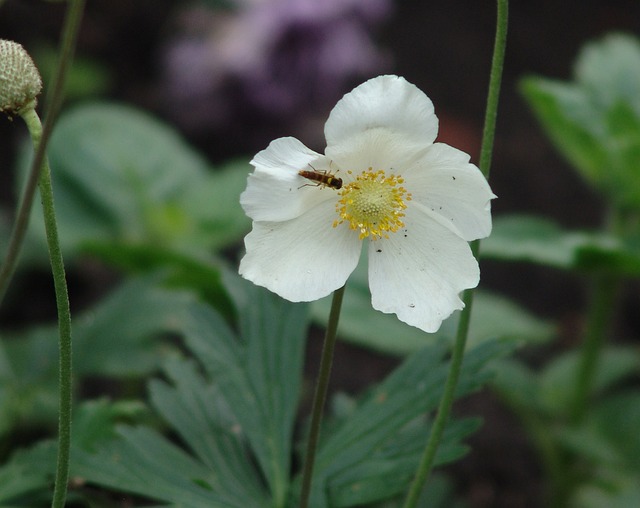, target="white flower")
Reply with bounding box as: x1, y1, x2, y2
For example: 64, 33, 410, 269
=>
239, 75, 495, 333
